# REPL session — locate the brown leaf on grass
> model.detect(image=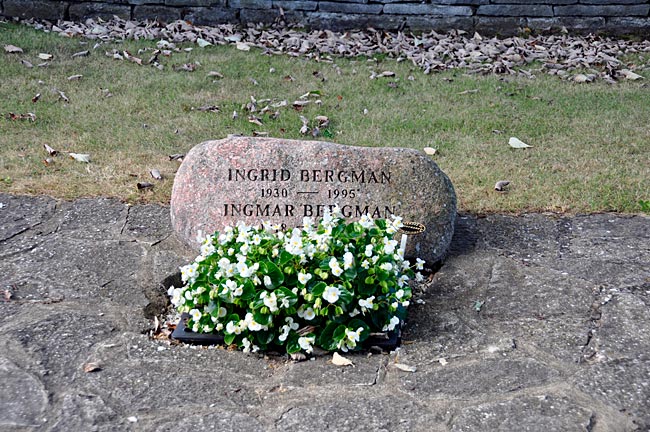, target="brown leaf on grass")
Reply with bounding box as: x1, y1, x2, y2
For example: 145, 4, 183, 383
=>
82, 362, 102, 373
150, 169, 162, 180
269, 110, 280, 120
423, 147, 437, 155
232, 110, 238, 120
67, 74, 83, 81
72, 50, 89, 58
377, 70, 395, 78
236, 42, 250, 51
175, 63, 197, 72
620, 69, 643, 80
168, 153, 185, 161
458, 89, 479, 95
55, 89, 70, 103
7, 112, 36, 122
248, 115, 263, 126
196, 105, 220, 113
4, 44, 23, 54
494, 180, 510, 191
315, 115, 329, 128
43, 143, 58, 156
32, 93, 41, 103
207, 70, 224, 79
38, 53, 53, 60
248, 77, 259, 86
69, 153, 91, 163
100, 88, 113, 98
21, 59, 33, 68
283, 75, 295, 82
137, 182, 154, 190
43, 157, 55, 166
293, 100, 310, 109
123, 50, 142, 65
252, 131, 269, 137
